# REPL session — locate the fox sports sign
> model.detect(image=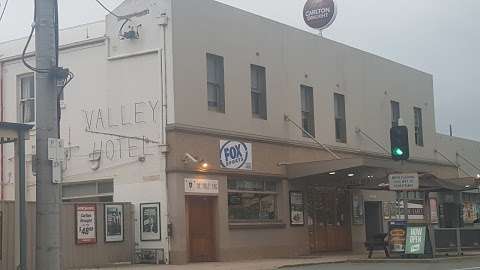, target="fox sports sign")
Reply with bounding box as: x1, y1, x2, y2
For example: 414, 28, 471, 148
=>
303, 0, 337, 30
219, 140, 252, 170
